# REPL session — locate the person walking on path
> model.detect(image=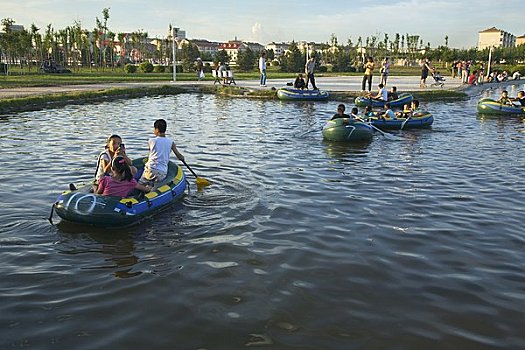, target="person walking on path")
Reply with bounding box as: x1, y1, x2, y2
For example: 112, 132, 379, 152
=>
361, 57, 375, 92
420, 58, 432, 88
380, 57, 390, 86
305, 56, 318, 90
259, 52, 267, 87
